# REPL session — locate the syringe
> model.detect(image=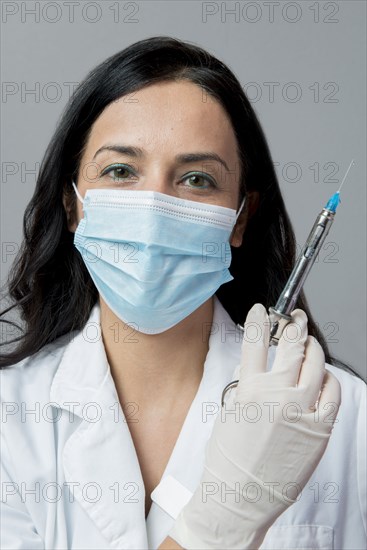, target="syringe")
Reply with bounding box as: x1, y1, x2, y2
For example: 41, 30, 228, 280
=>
267, 159, 354, 346
221, 160, 354, 406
